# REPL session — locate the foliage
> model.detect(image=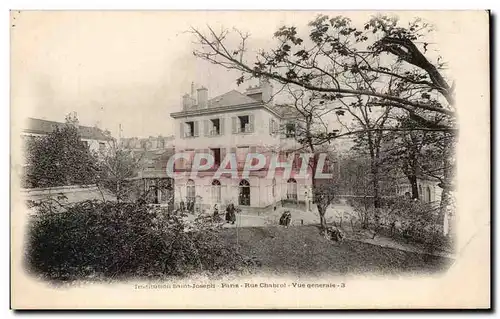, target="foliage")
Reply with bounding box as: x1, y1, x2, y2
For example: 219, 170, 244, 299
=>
348, 195, 446, 251
25, 199, 254, 282
192, 14, 455, 131
192, 13, 456, 218
95, 140, 142, 201
313, 178, 337, 229
380, 113, 453, 199
346, 196, 376, 229
23, 125, 99, 188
